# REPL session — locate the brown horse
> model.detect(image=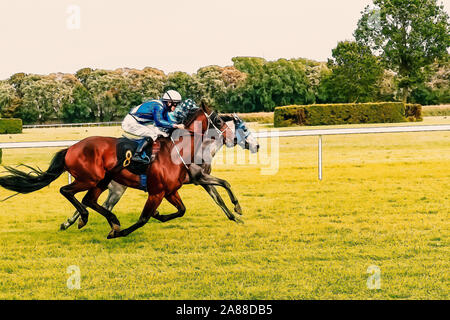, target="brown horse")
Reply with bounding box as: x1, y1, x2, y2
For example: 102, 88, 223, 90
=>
0, 104, 235, 238
59, 113, 259, 230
